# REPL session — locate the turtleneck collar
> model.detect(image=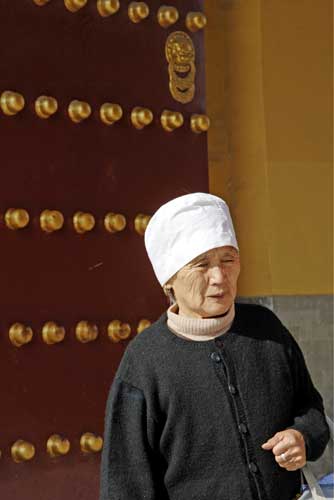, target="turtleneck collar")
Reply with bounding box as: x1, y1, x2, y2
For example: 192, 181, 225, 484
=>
166, 301, 235, 341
